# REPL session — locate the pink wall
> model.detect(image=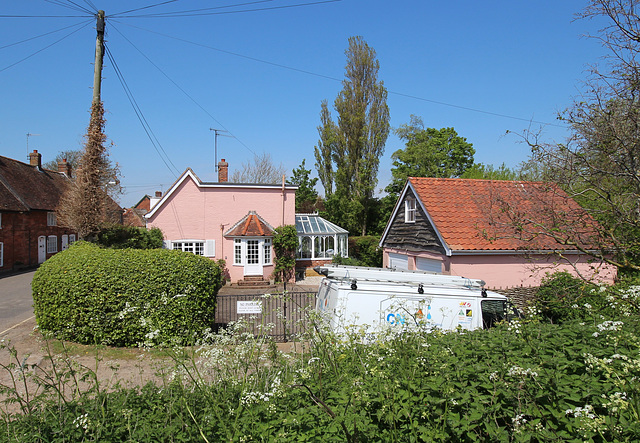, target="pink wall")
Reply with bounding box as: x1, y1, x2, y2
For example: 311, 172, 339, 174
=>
147, 174, 296, 283
383, 248, 617, 289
